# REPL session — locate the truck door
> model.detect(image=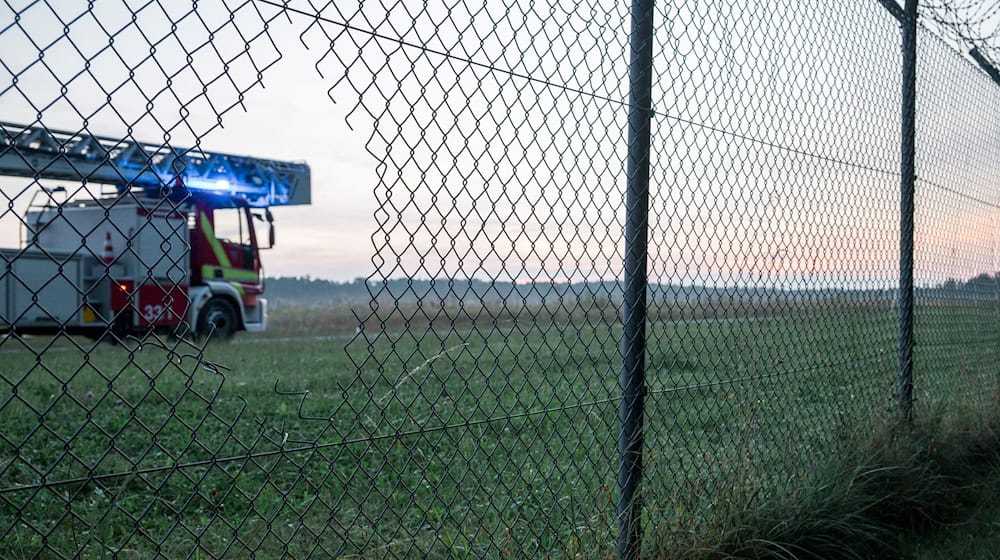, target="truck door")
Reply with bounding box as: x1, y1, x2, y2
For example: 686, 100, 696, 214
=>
192, 201, 262, 295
